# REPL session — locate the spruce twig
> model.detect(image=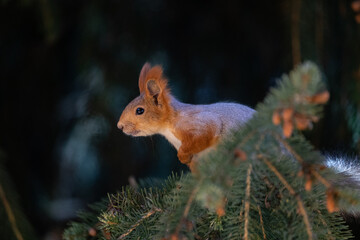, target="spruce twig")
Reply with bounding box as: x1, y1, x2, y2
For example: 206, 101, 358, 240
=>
63, 62, 357, 240
238, 199, 244, 237
117, 207, 162, 240
243, 164, 253, 240
273, 132, 332, 188
257, 205, 266, 240
0, 183, 24, 240
259, 154, 313, 240
272, 133, 305, 165
172, 179, 203, 238
236, 130, 257, 149
316, 209, 334, 240
271, 132, 342, 213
